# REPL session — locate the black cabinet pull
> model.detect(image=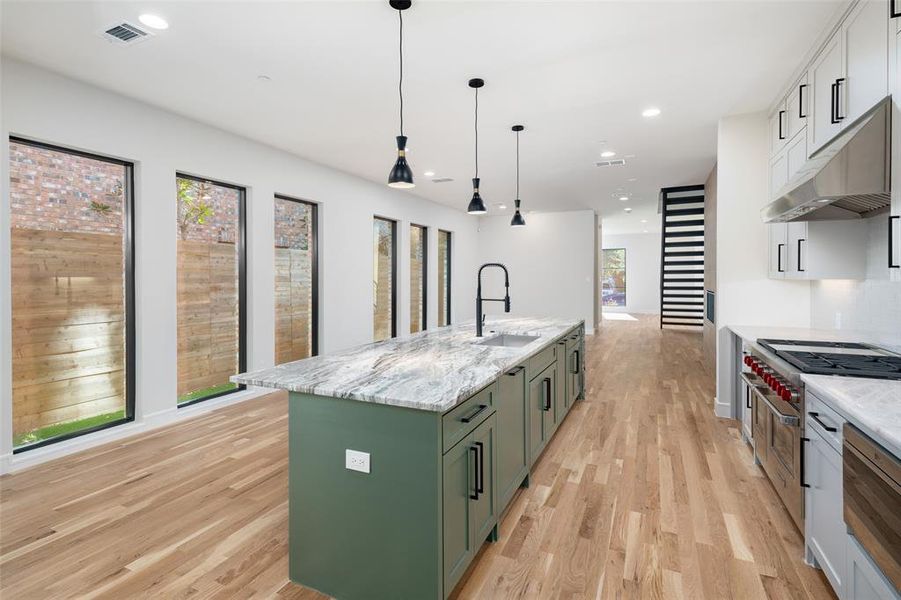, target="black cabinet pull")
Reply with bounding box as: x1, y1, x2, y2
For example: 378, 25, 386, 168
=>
572, 350, 581, 374
797, 238, 805, 272
469, 446, 479, 500
830, 82, 838, 124
800, 437, 811, 489
893, 0, 901, 18
778, 110, 786, 140
798, 84, 807, 118
890, 216, 899, 269
809, 411, 838, 433
542, 377, 552, 411
475, 441, 484, 494
777, 243, 785, 273
461, 404, 488, 423
746, 385, 752, 409
506, 366, 525, 376
835, 77, 845, 123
